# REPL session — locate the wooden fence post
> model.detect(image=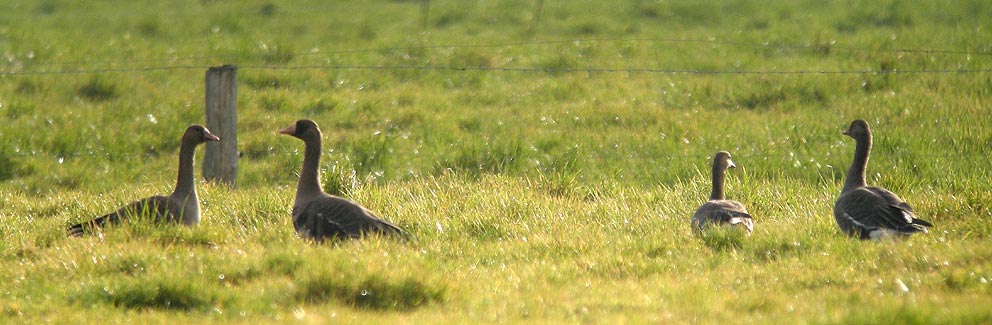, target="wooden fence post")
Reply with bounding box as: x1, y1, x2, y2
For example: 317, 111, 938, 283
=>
203, 65, 238, 187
